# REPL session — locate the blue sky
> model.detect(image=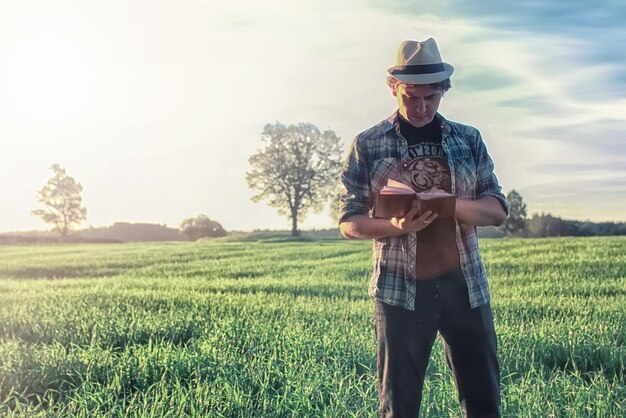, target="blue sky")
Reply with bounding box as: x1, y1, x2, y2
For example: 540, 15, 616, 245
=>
1, 0, 624, 232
